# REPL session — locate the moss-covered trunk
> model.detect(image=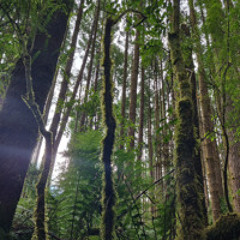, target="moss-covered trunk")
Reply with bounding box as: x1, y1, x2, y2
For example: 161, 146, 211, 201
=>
31, 132, 52, 240
101, 17, 116, 240
168, 0, 206, 239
